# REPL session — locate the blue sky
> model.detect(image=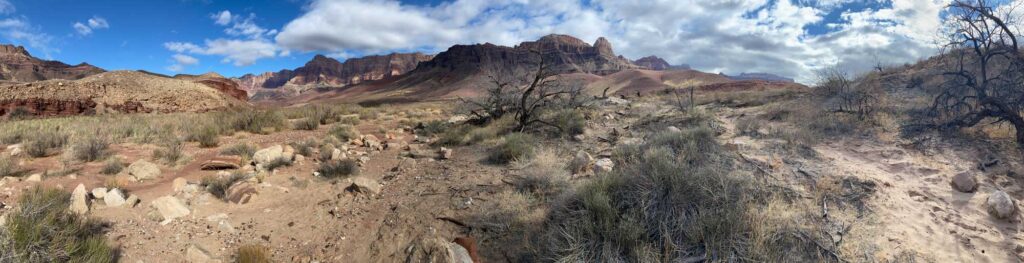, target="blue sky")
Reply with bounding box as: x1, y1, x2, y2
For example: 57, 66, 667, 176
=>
0, 0, 953, 82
